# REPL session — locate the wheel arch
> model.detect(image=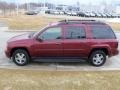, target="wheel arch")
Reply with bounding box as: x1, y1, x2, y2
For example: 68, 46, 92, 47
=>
10, 47, 30, 58
88, 48, 109, 58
